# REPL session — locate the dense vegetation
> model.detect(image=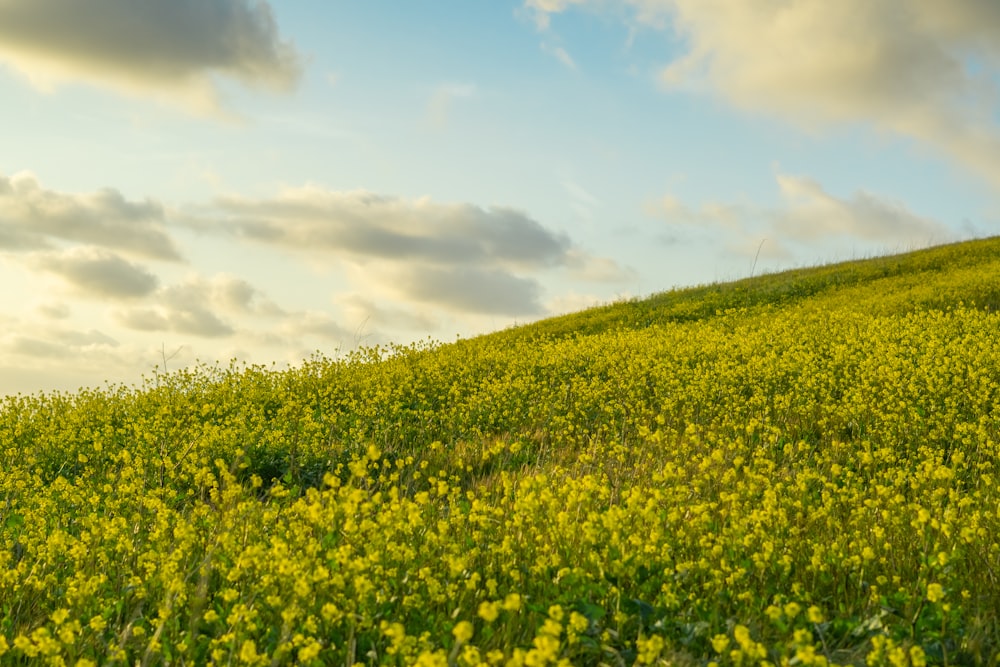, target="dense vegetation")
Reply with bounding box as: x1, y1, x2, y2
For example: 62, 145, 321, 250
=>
3, 237, 1000, 666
